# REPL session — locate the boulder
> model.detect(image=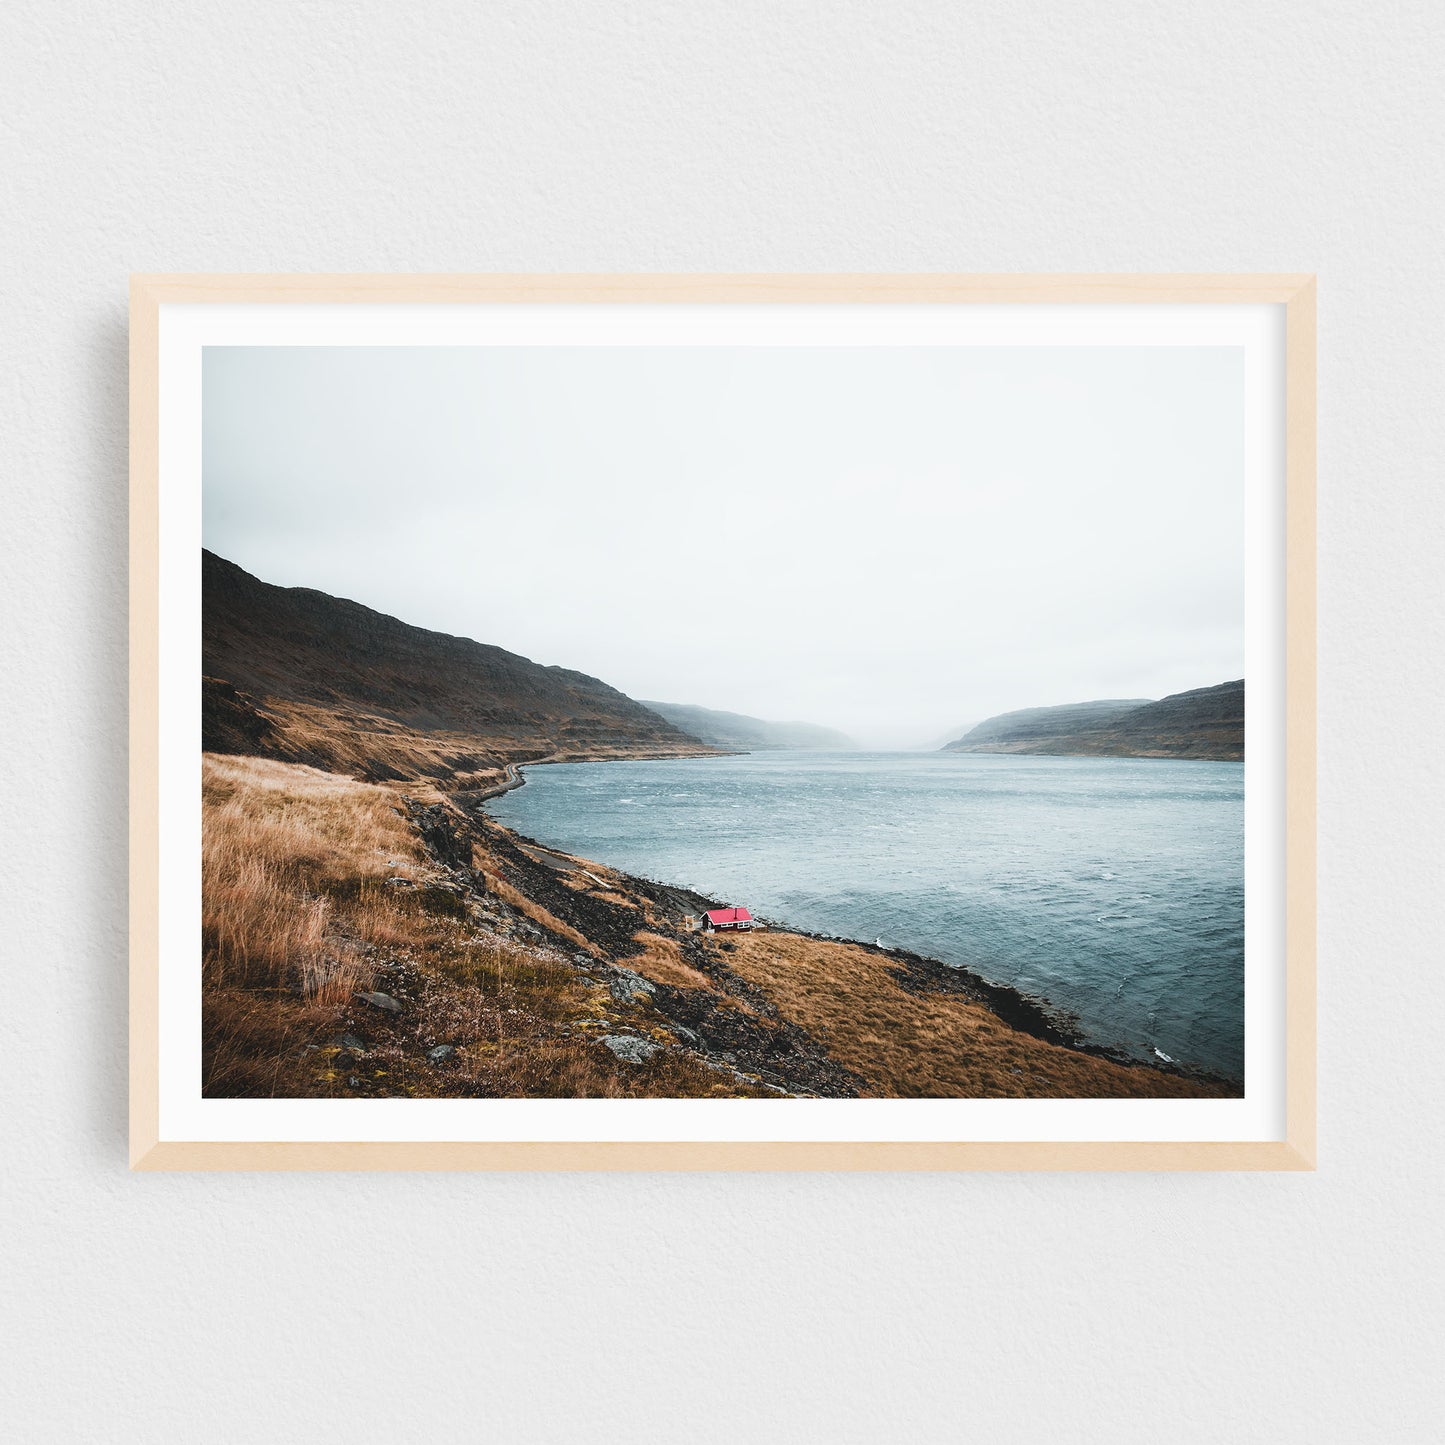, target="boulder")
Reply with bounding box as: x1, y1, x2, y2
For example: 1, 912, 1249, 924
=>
426, 1044, 457, 1065
608, 969, 657, 1004
407, 800, 474, 872
600, 1035, 660, 1065
355, 991, 402, 1015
